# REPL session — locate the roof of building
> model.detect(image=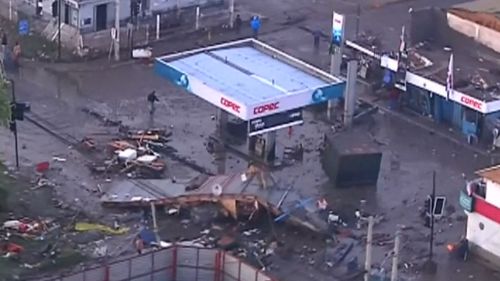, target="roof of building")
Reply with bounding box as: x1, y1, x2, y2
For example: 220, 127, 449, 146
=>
452, 0, 500, 19
476, 165, 500, 183
155, 38, 345, 120
166, 46, 327, 105
411, 41, 500, 102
